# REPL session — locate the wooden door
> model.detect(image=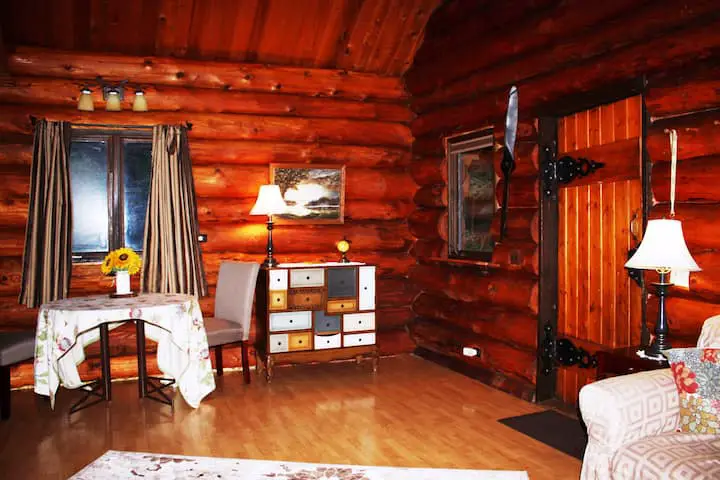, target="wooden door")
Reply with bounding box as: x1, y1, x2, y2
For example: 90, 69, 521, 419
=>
556, 96, 644, 405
